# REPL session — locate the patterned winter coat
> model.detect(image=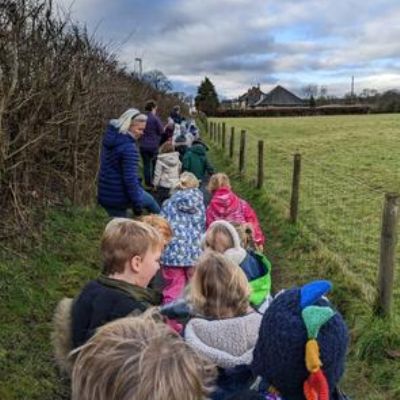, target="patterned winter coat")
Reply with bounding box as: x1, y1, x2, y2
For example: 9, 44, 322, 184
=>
206, 187, 265, 246
161, 188, 205, 267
